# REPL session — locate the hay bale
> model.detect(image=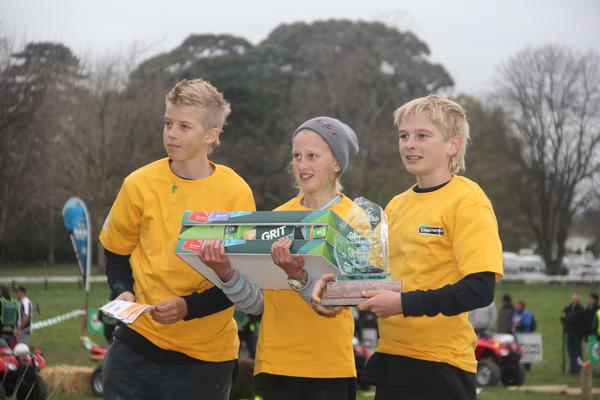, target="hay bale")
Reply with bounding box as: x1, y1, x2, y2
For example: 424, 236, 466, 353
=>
41, 364, 94, 396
